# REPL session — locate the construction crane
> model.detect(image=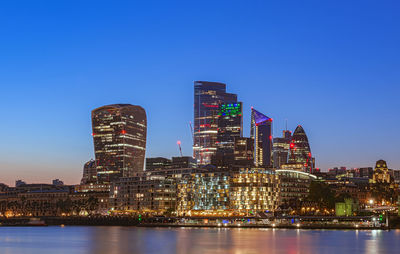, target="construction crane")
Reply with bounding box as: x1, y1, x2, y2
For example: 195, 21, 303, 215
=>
189, 121, 194, 143
177, 140, 183, 157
